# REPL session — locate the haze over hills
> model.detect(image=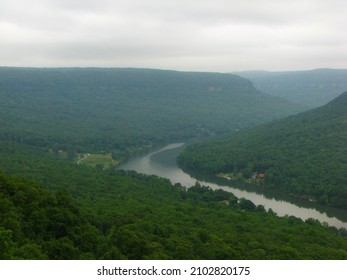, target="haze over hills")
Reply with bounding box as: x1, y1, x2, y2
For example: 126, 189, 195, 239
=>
1, 0, 347, 263
0, 66, 347, 260
178, 91, 347, 208
0, 67, 303, 156
237, 69, 347, 108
